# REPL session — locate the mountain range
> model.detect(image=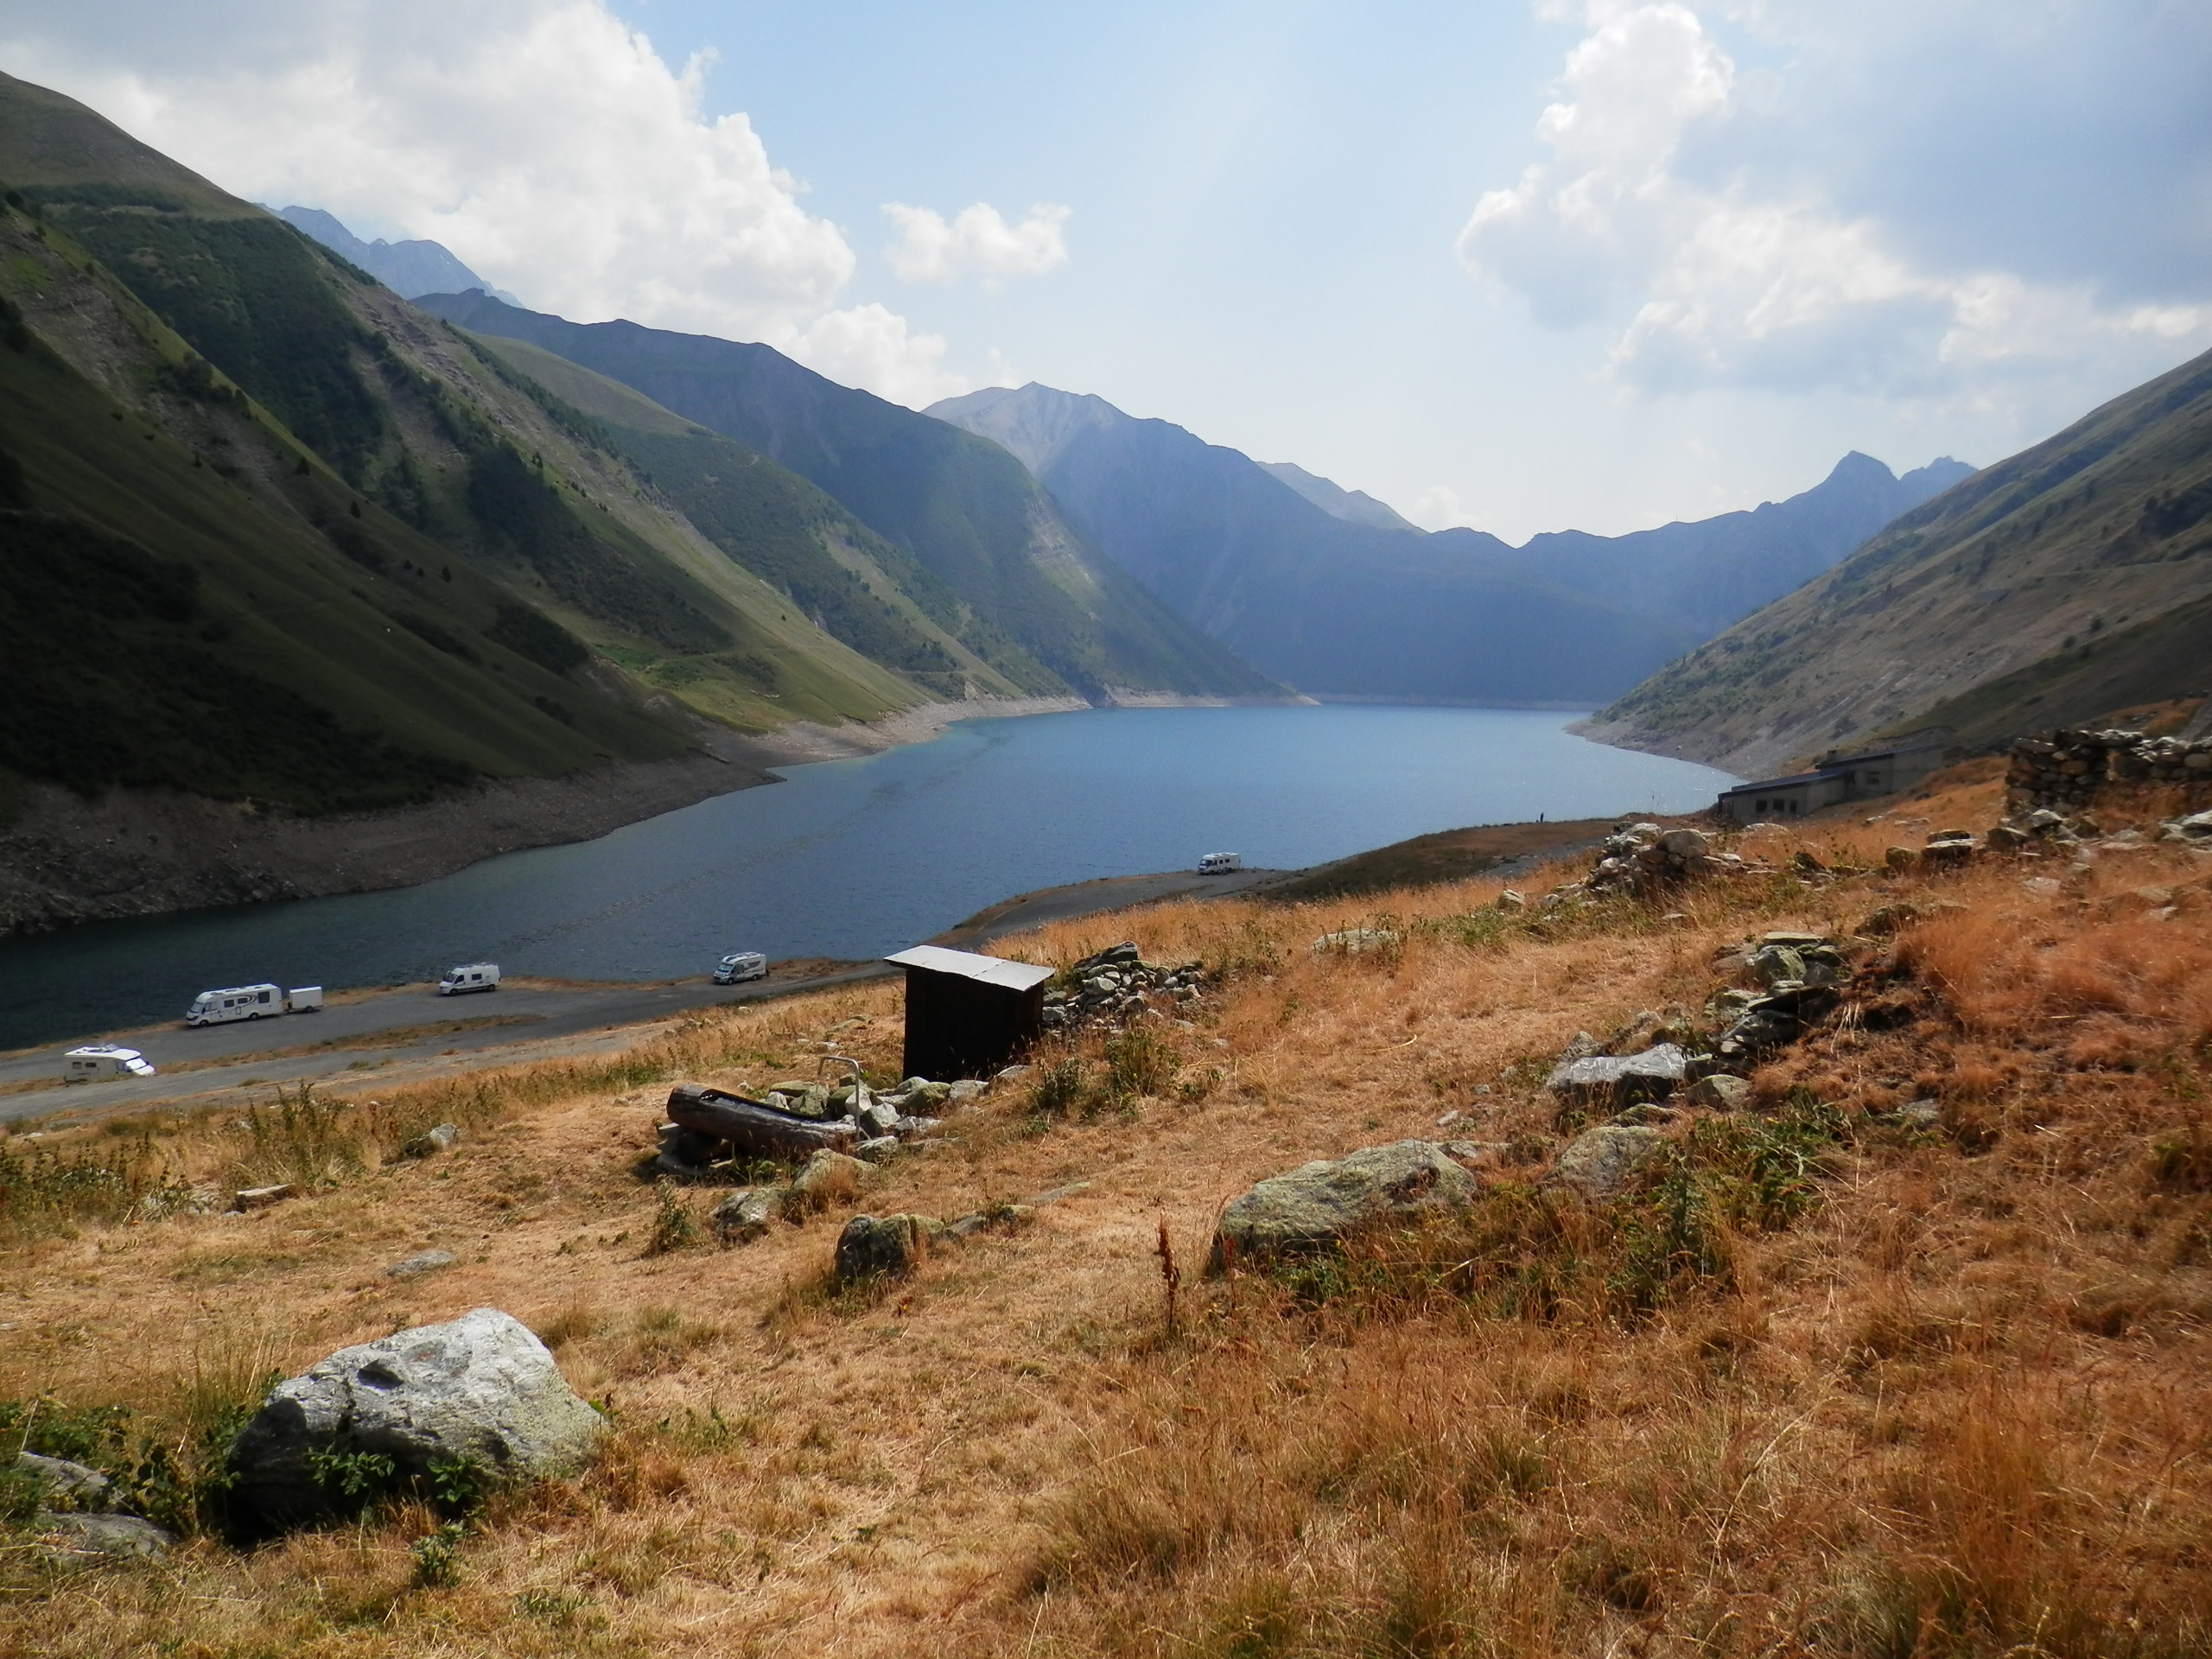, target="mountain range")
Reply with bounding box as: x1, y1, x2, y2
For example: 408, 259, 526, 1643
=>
930, 383, 1971, 705
410, 292, 1271, 702
275, 207, 520, 305
1585, 346, 2212, 775
0, 68, 1271, 927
